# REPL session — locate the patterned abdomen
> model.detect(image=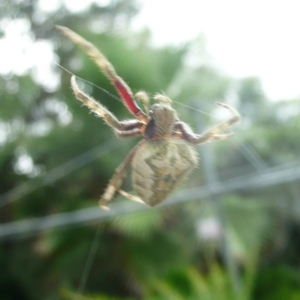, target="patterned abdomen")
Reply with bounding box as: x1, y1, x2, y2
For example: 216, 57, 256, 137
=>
131, 139, 198, 206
